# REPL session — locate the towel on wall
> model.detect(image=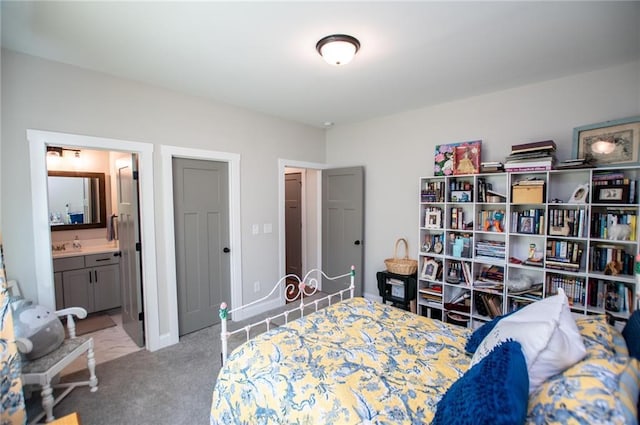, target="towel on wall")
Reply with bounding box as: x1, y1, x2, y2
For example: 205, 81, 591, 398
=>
107, 214, 117, 241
